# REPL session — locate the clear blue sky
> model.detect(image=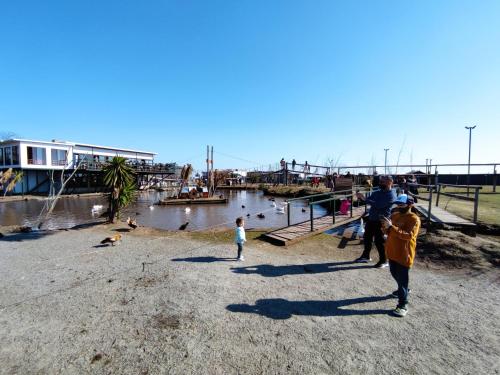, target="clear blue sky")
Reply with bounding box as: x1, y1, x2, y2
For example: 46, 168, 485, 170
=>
1, 0, 499, 173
